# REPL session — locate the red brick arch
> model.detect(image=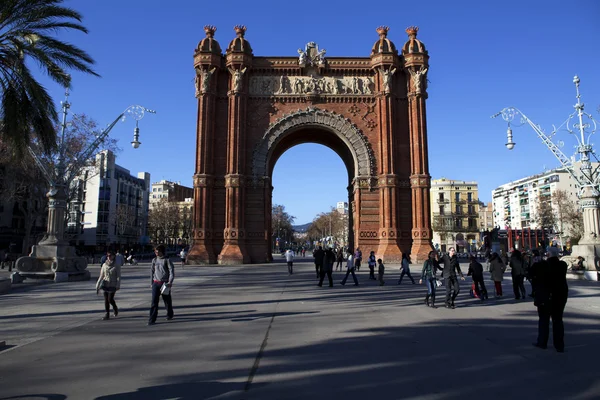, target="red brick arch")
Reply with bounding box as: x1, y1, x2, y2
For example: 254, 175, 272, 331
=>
188, 25, 434, 264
